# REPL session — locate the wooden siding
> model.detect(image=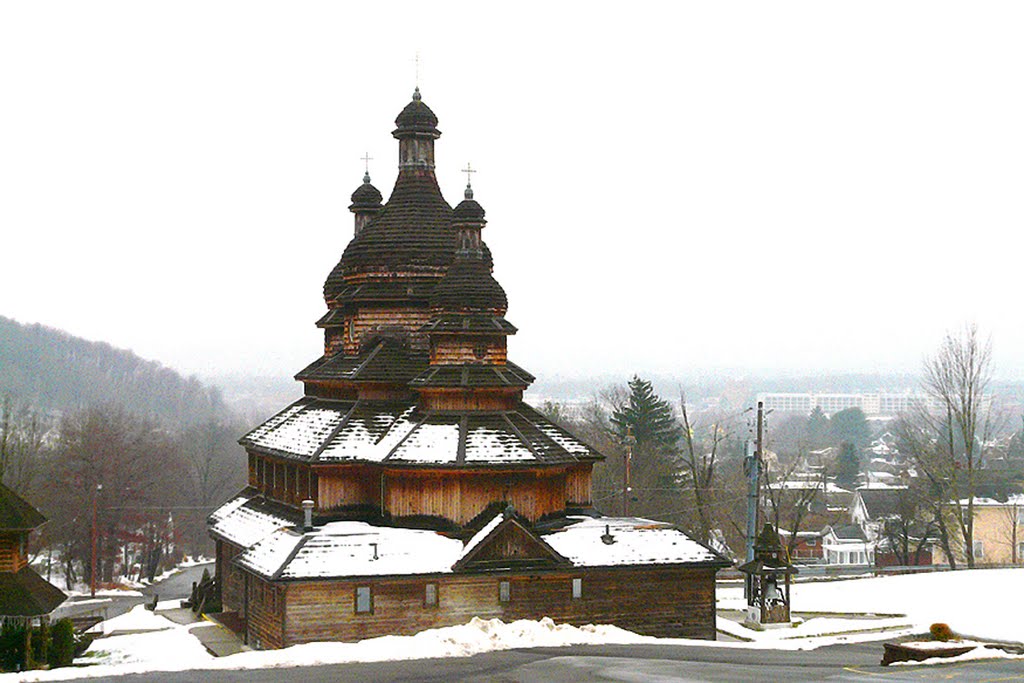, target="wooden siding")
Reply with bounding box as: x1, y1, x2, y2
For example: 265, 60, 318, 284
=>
383, 469, 566, 524
275, 565, 717, 648
565, 466, 593, 506
318, 466, 378, 511
430, 337, 507, 365
217, 540, 247, 615
246, 575, 285, 650
0, 534, 26, 573
418, 389, 520, 412
344, 307, 432, 355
